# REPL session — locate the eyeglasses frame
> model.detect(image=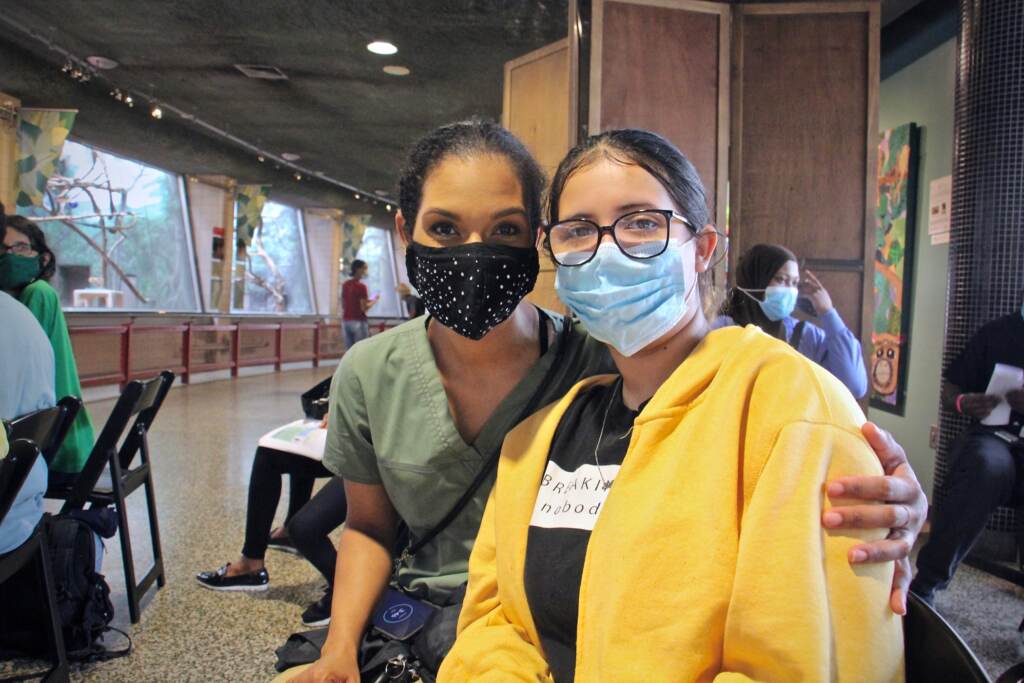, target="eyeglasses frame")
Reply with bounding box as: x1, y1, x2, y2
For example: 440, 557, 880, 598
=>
544, 209, 698, 267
